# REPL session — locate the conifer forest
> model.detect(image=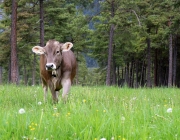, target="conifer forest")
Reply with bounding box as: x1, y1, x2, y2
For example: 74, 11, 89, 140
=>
0, 0, 180, 87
